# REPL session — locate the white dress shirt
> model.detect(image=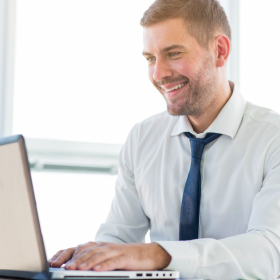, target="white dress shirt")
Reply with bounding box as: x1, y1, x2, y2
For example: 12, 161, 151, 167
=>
95, 83, 280, 280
